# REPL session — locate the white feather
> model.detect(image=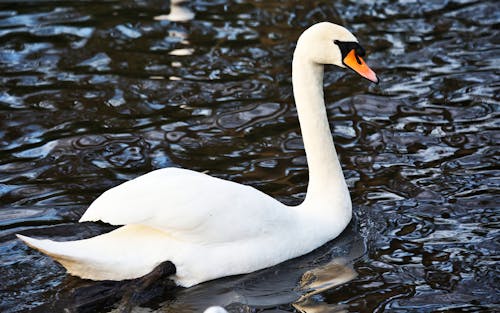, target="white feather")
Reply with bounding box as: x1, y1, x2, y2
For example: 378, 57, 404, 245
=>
203, 307, 228, 313
80, 168, 289, 243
